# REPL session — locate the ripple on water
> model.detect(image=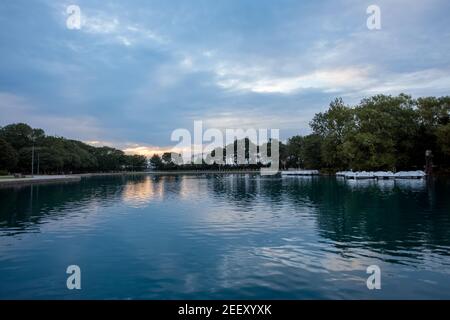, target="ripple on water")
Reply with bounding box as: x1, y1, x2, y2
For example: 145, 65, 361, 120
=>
0, 175, 450, 299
